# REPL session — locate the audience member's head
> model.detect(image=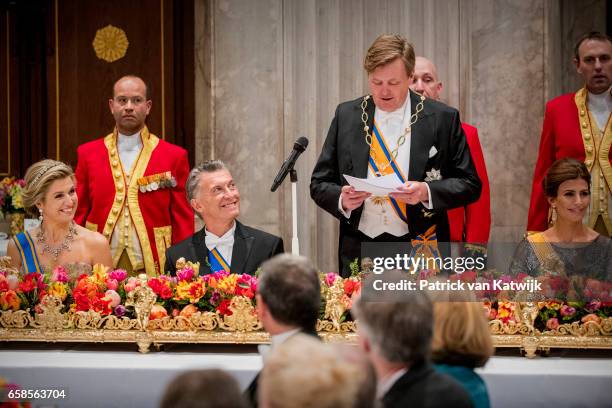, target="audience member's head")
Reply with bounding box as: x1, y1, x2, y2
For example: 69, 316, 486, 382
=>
431, 295, 493, 368
352, 287, 433, 369
259, 334, 365, 408
160, 369, 247, 408
256, 254, 320, 335
334, 343, 379, 408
